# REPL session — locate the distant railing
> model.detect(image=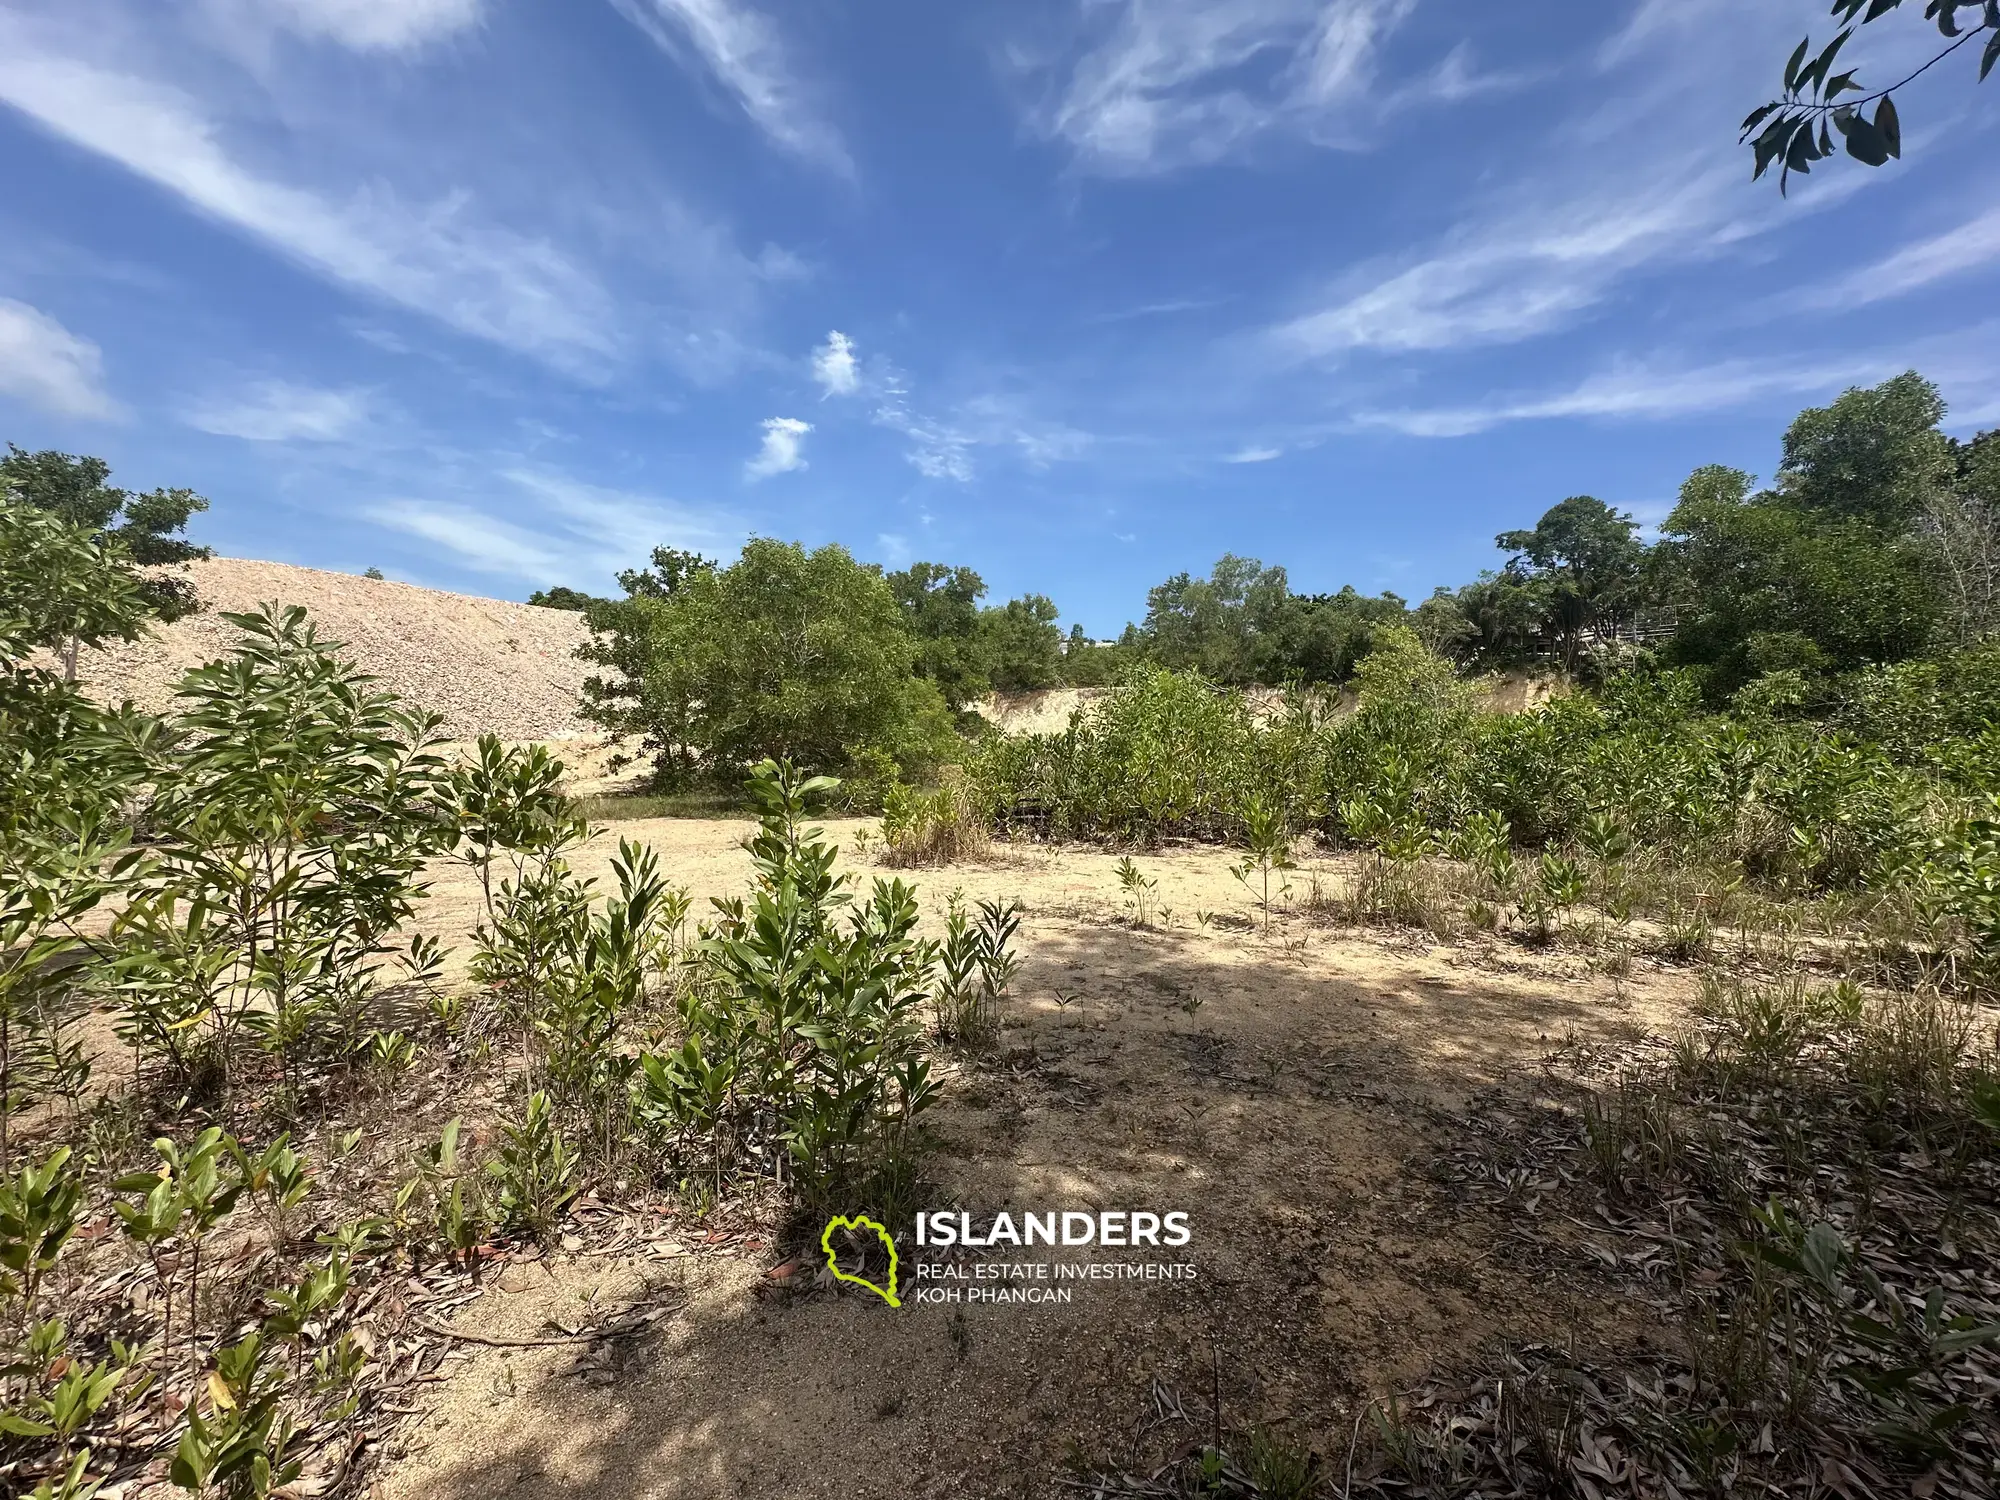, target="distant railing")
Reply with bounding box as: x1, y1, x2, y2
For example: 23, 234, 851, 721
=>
1524, 609, 1680, 661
